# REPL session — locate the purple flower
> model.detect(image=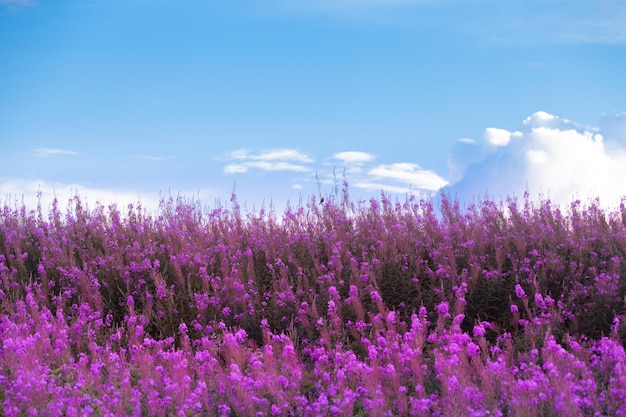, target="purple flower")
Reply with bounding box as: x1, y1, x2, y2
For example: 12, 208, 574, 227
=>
473, 324, 486, 338
515, 284, 526, 299
436, 301, 450, 317
370, 290, 382, 303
